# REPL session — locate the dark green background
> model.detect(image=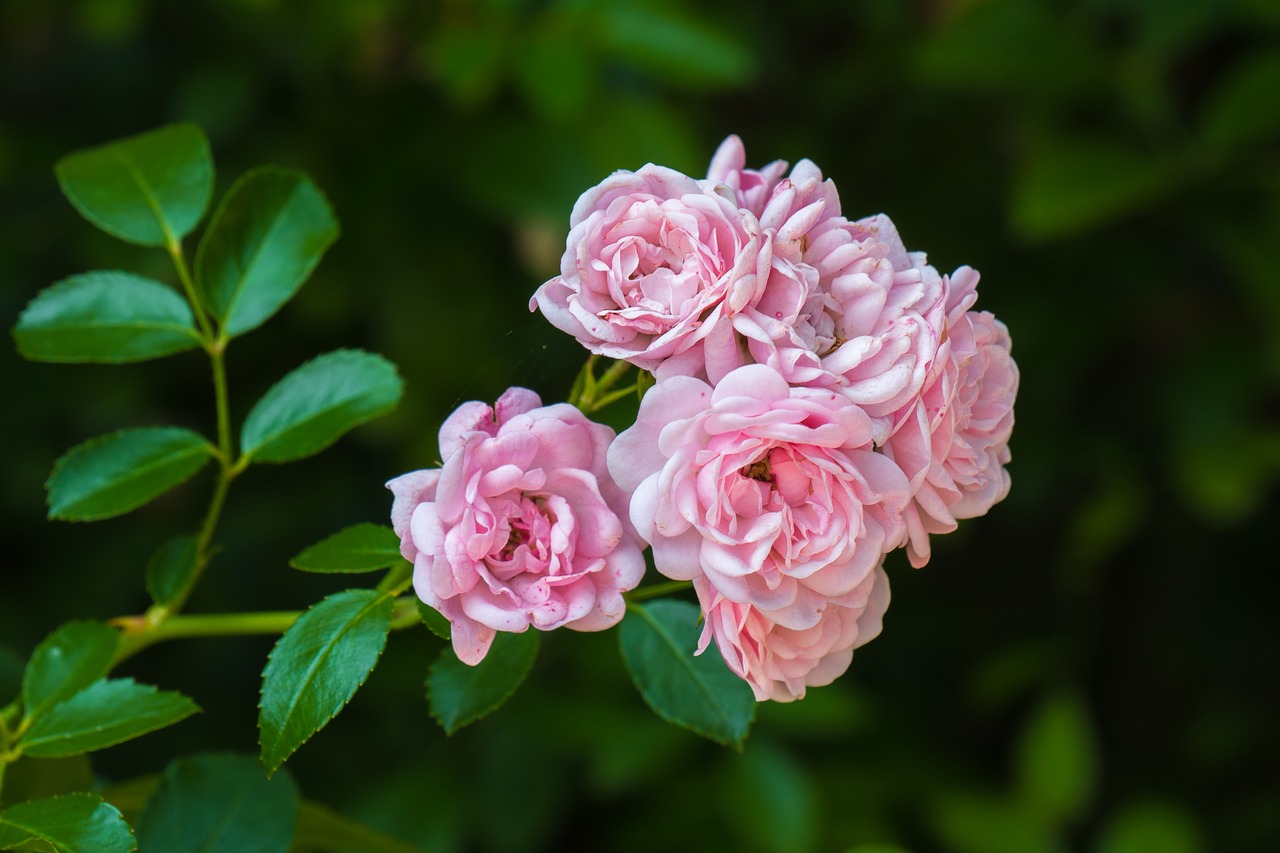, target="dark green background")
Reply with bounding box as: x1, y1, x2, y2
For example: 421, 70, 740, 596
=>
2, 1, 1277, 851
